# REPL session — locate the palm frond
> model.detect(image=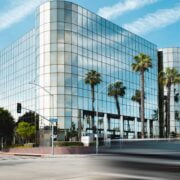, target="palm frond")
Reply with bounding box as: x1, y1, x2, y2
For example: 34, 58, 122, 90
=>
159, 68, 180, 87
85, 70, 102, 86
132, 53, 152, 73
108, 81, 126, 97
